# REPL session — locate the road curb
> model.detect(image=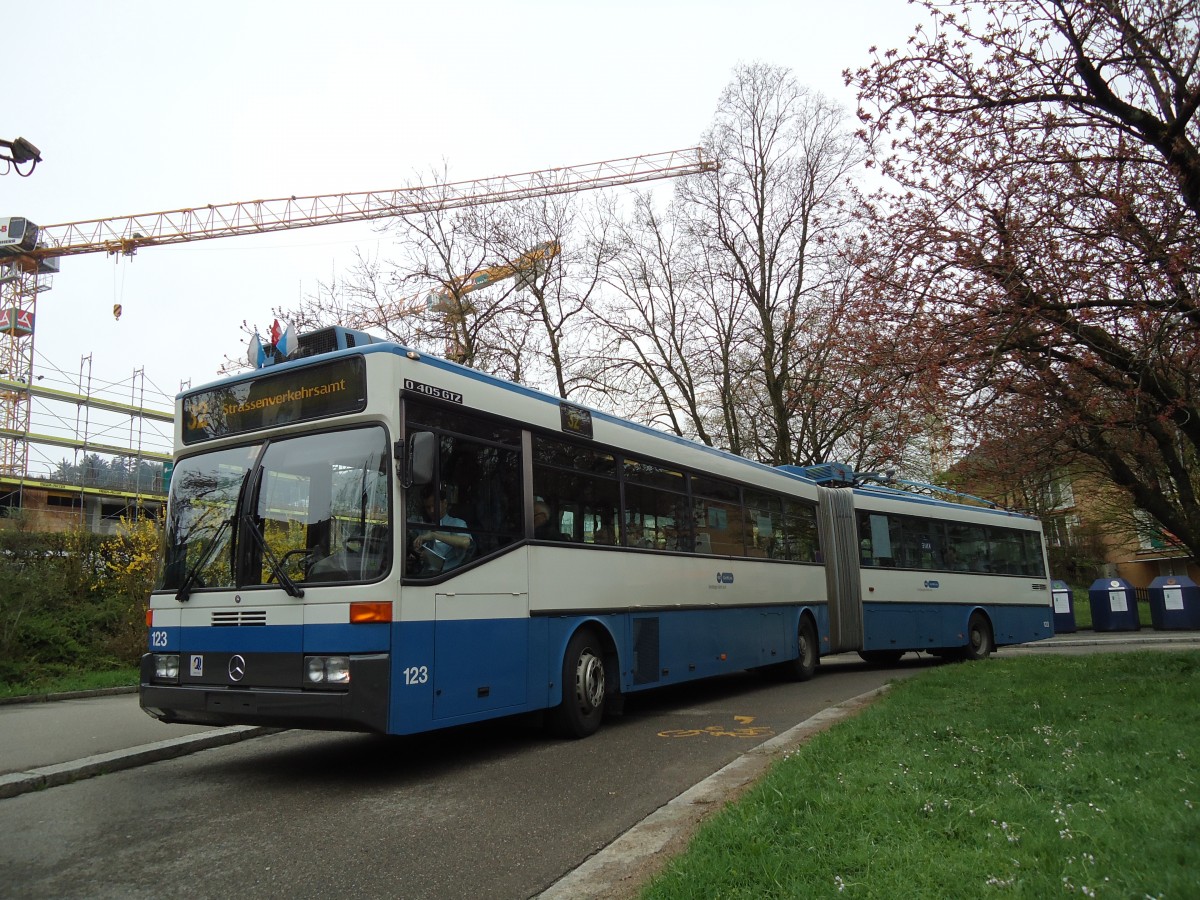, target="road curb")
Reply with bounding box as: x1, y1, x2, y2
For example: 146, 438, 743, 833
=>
0, 725, 275, 801
0, 685, 138, 707
536, 684, 891, 900
1018, 634, 1200, 649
